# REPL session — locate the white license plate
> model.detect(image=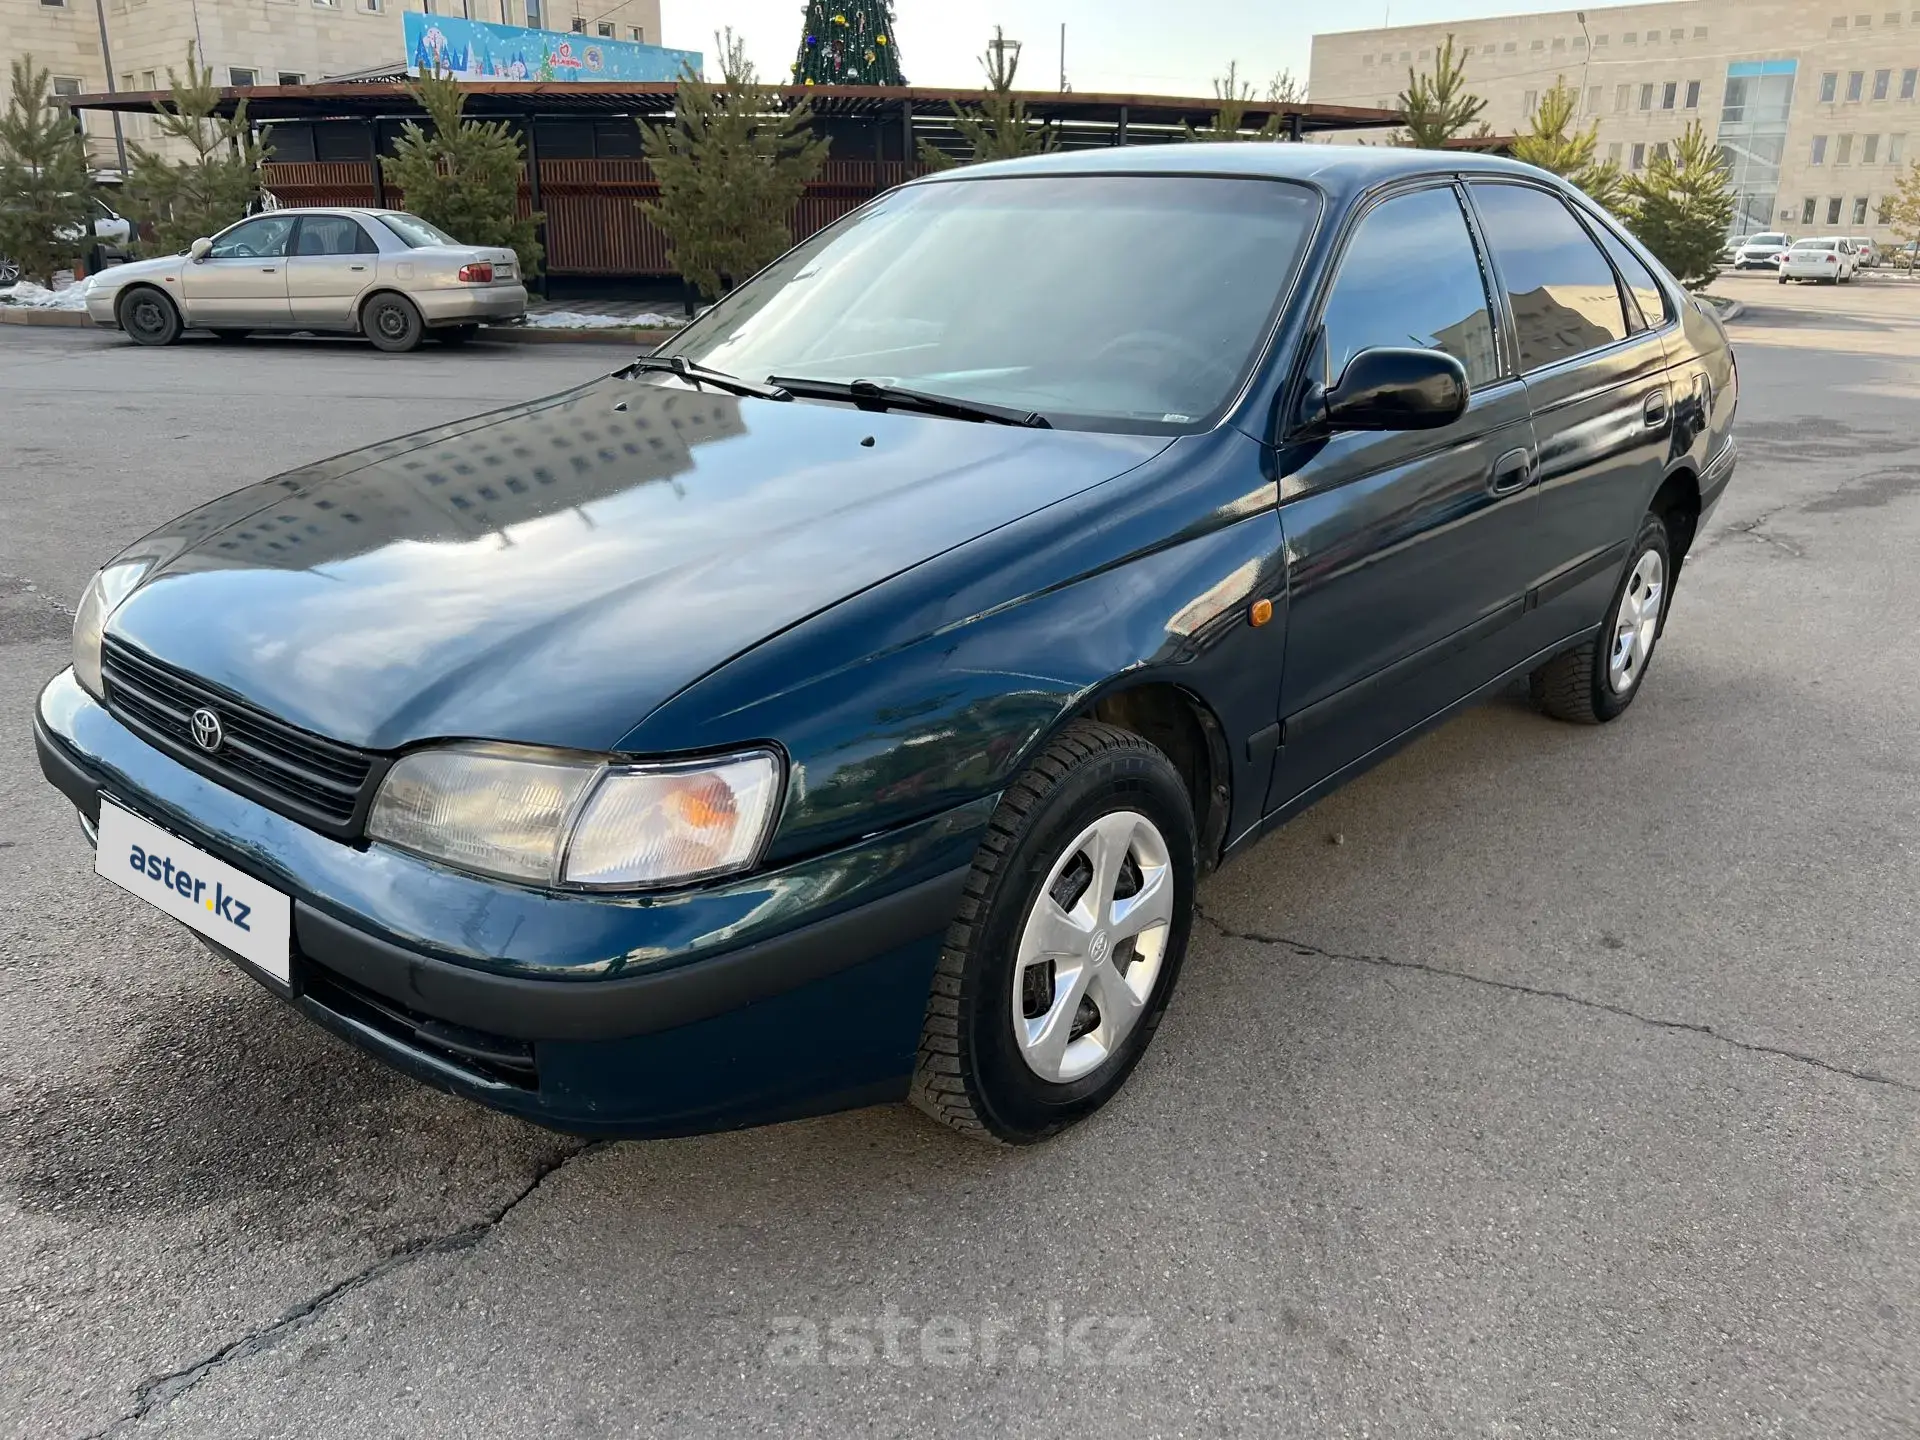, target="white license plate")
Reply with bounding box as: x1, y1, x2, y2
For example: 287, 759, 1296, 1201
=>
95, 799, 292, 984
